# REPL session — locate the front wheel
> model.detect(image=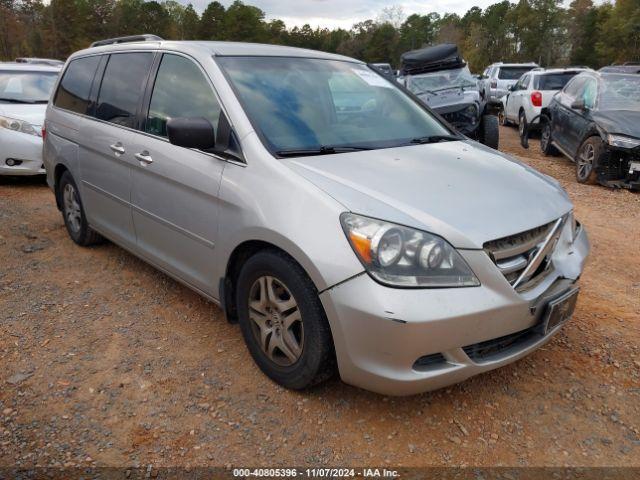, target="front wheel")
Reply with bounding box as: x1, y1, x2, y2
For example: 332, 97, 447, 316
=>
479, 114, 499, 149
236, 250, 335, 390
575, 137, 601, 185
540, 121, 559, 156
